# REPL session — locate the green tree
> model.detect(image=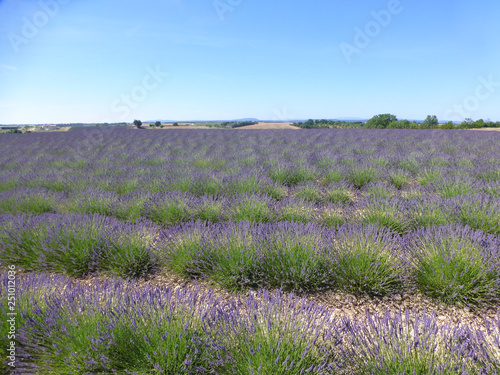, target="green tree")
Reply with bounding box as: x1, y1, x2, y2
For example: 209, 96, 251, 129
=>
365, 114, 398, 129
399, 119, 411, 129
173, 122, 179, 127
421, 115, 439, 129
154, 121, 161, 127
458, 118, 474, 129
473, 119, 485, 128
387, 121, 401, 129
302, 119, 315, 129
441, 121, 454, 129
133, 119, 142, 129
